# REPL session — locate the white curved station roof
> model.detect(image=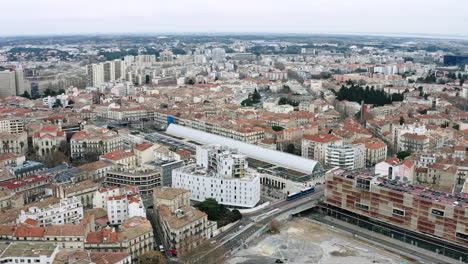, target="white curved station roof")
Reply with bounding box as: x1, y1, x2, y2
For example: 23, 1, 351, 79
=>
166, 124, 322, 174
